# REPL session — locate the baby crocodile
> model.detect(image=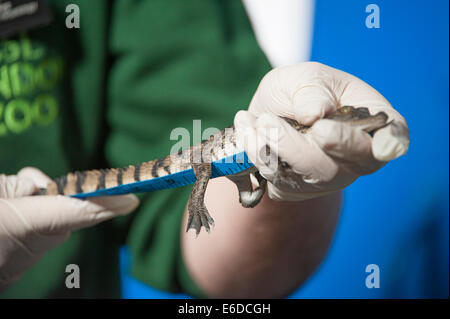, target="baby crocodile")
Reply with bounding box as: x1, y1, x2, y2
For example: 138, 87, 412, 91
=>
39, 106, 390, 235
